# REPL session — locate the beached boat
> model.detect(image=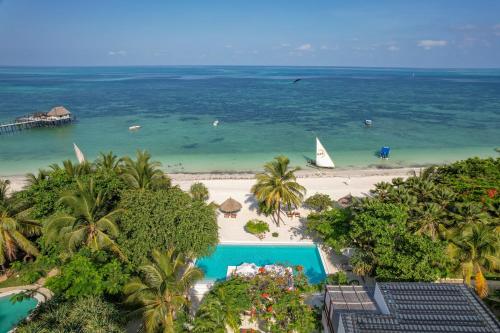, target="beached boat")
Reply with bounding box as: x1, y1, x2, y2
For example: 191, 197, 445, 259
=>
73, 143, 85, 163
313, 137, 335, 168
129, 125, 141, 131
